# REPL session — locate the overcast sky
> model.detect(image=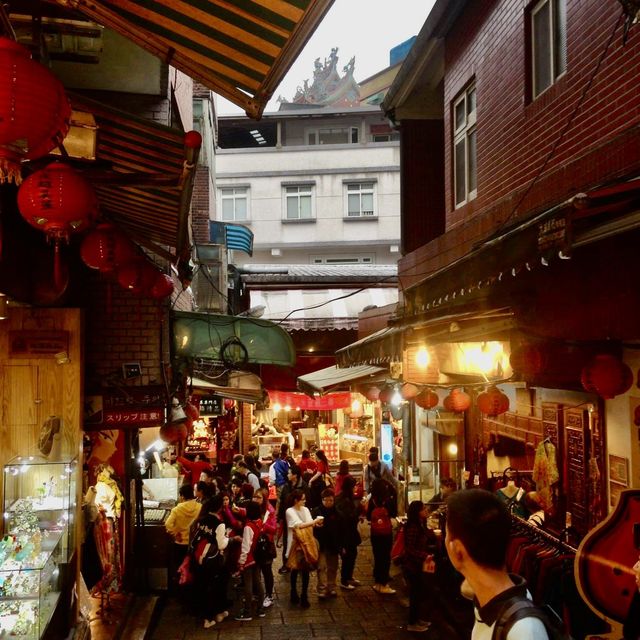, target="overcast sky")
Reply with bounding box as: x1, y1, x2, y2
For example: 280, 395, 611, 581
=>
216, 0, 436, 115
